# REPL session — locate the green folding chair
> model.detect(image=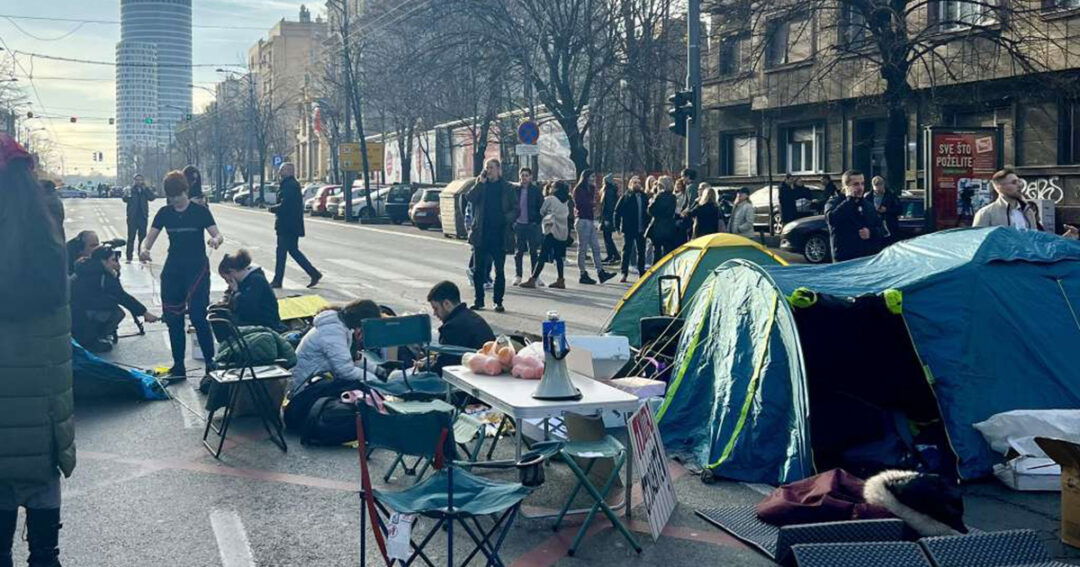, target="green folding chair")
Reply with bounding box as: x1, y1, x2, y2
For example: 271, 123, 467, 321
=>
356, 403, 532, 566
552, 435, 642, 557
